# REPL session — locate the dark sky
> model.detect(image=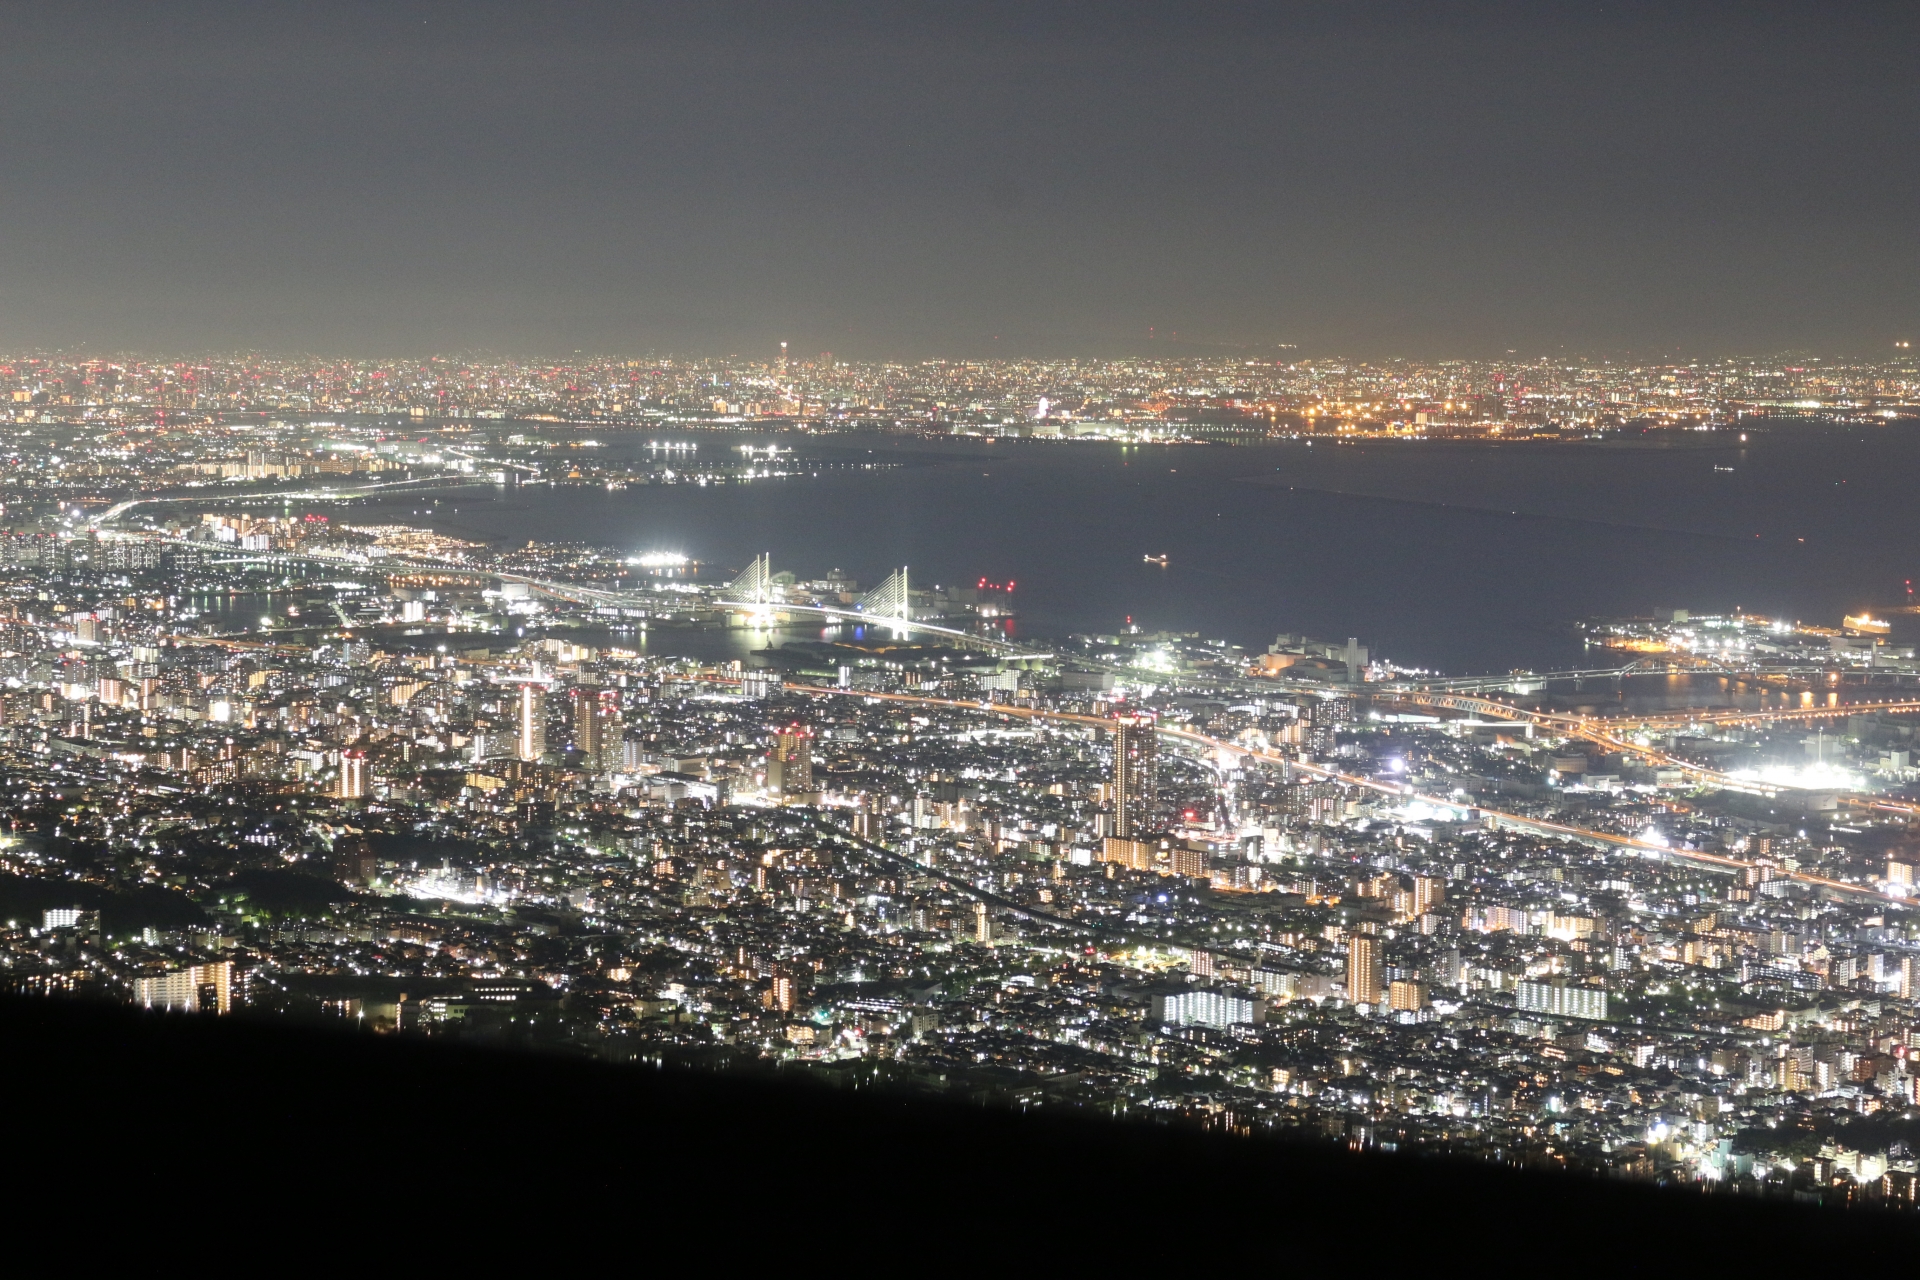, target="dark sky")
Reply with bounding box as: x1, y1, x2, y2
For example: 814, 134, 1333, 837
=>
0, 1, 1914, 360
